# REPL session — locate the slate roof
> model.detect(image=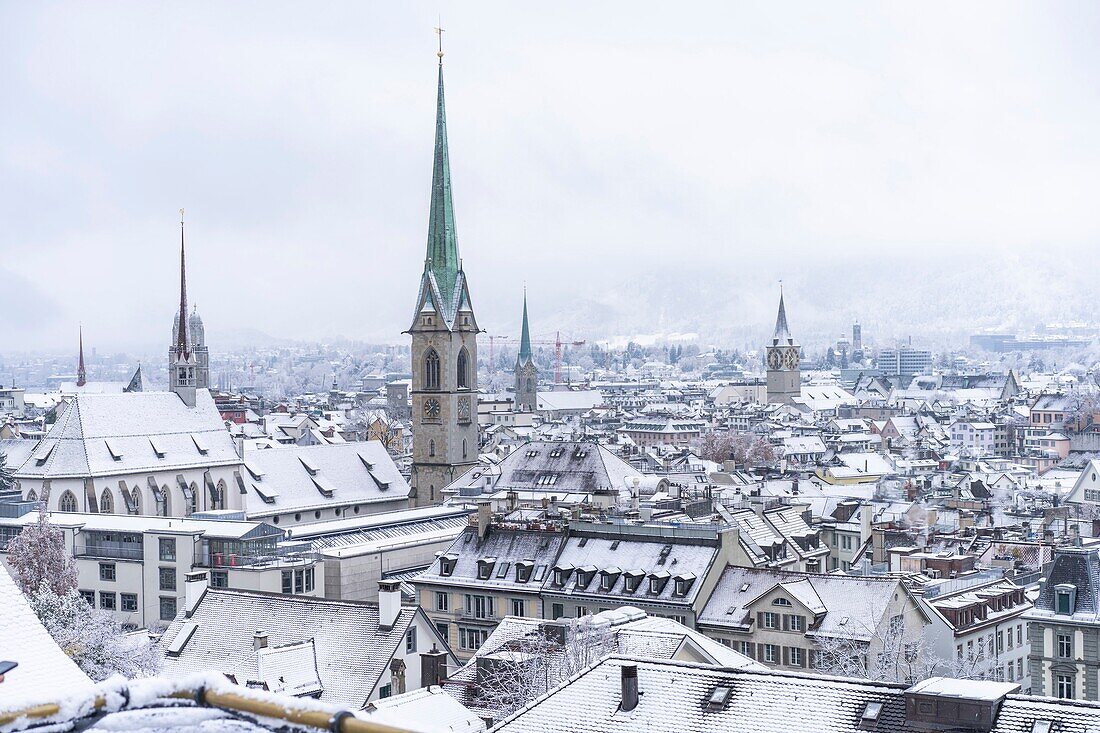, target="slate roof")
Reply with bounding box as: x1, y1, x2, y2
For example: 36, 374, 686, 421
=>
451, 440, 640, 497
493, 655, 1098, 733
240, 442, 409, 517
1028, 547, 1100, 622
545, 528, 718, 607
416, 526, 566, 592
160, 588, 421, 708
699, 566, 902, 641
16, 390, 240, 479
